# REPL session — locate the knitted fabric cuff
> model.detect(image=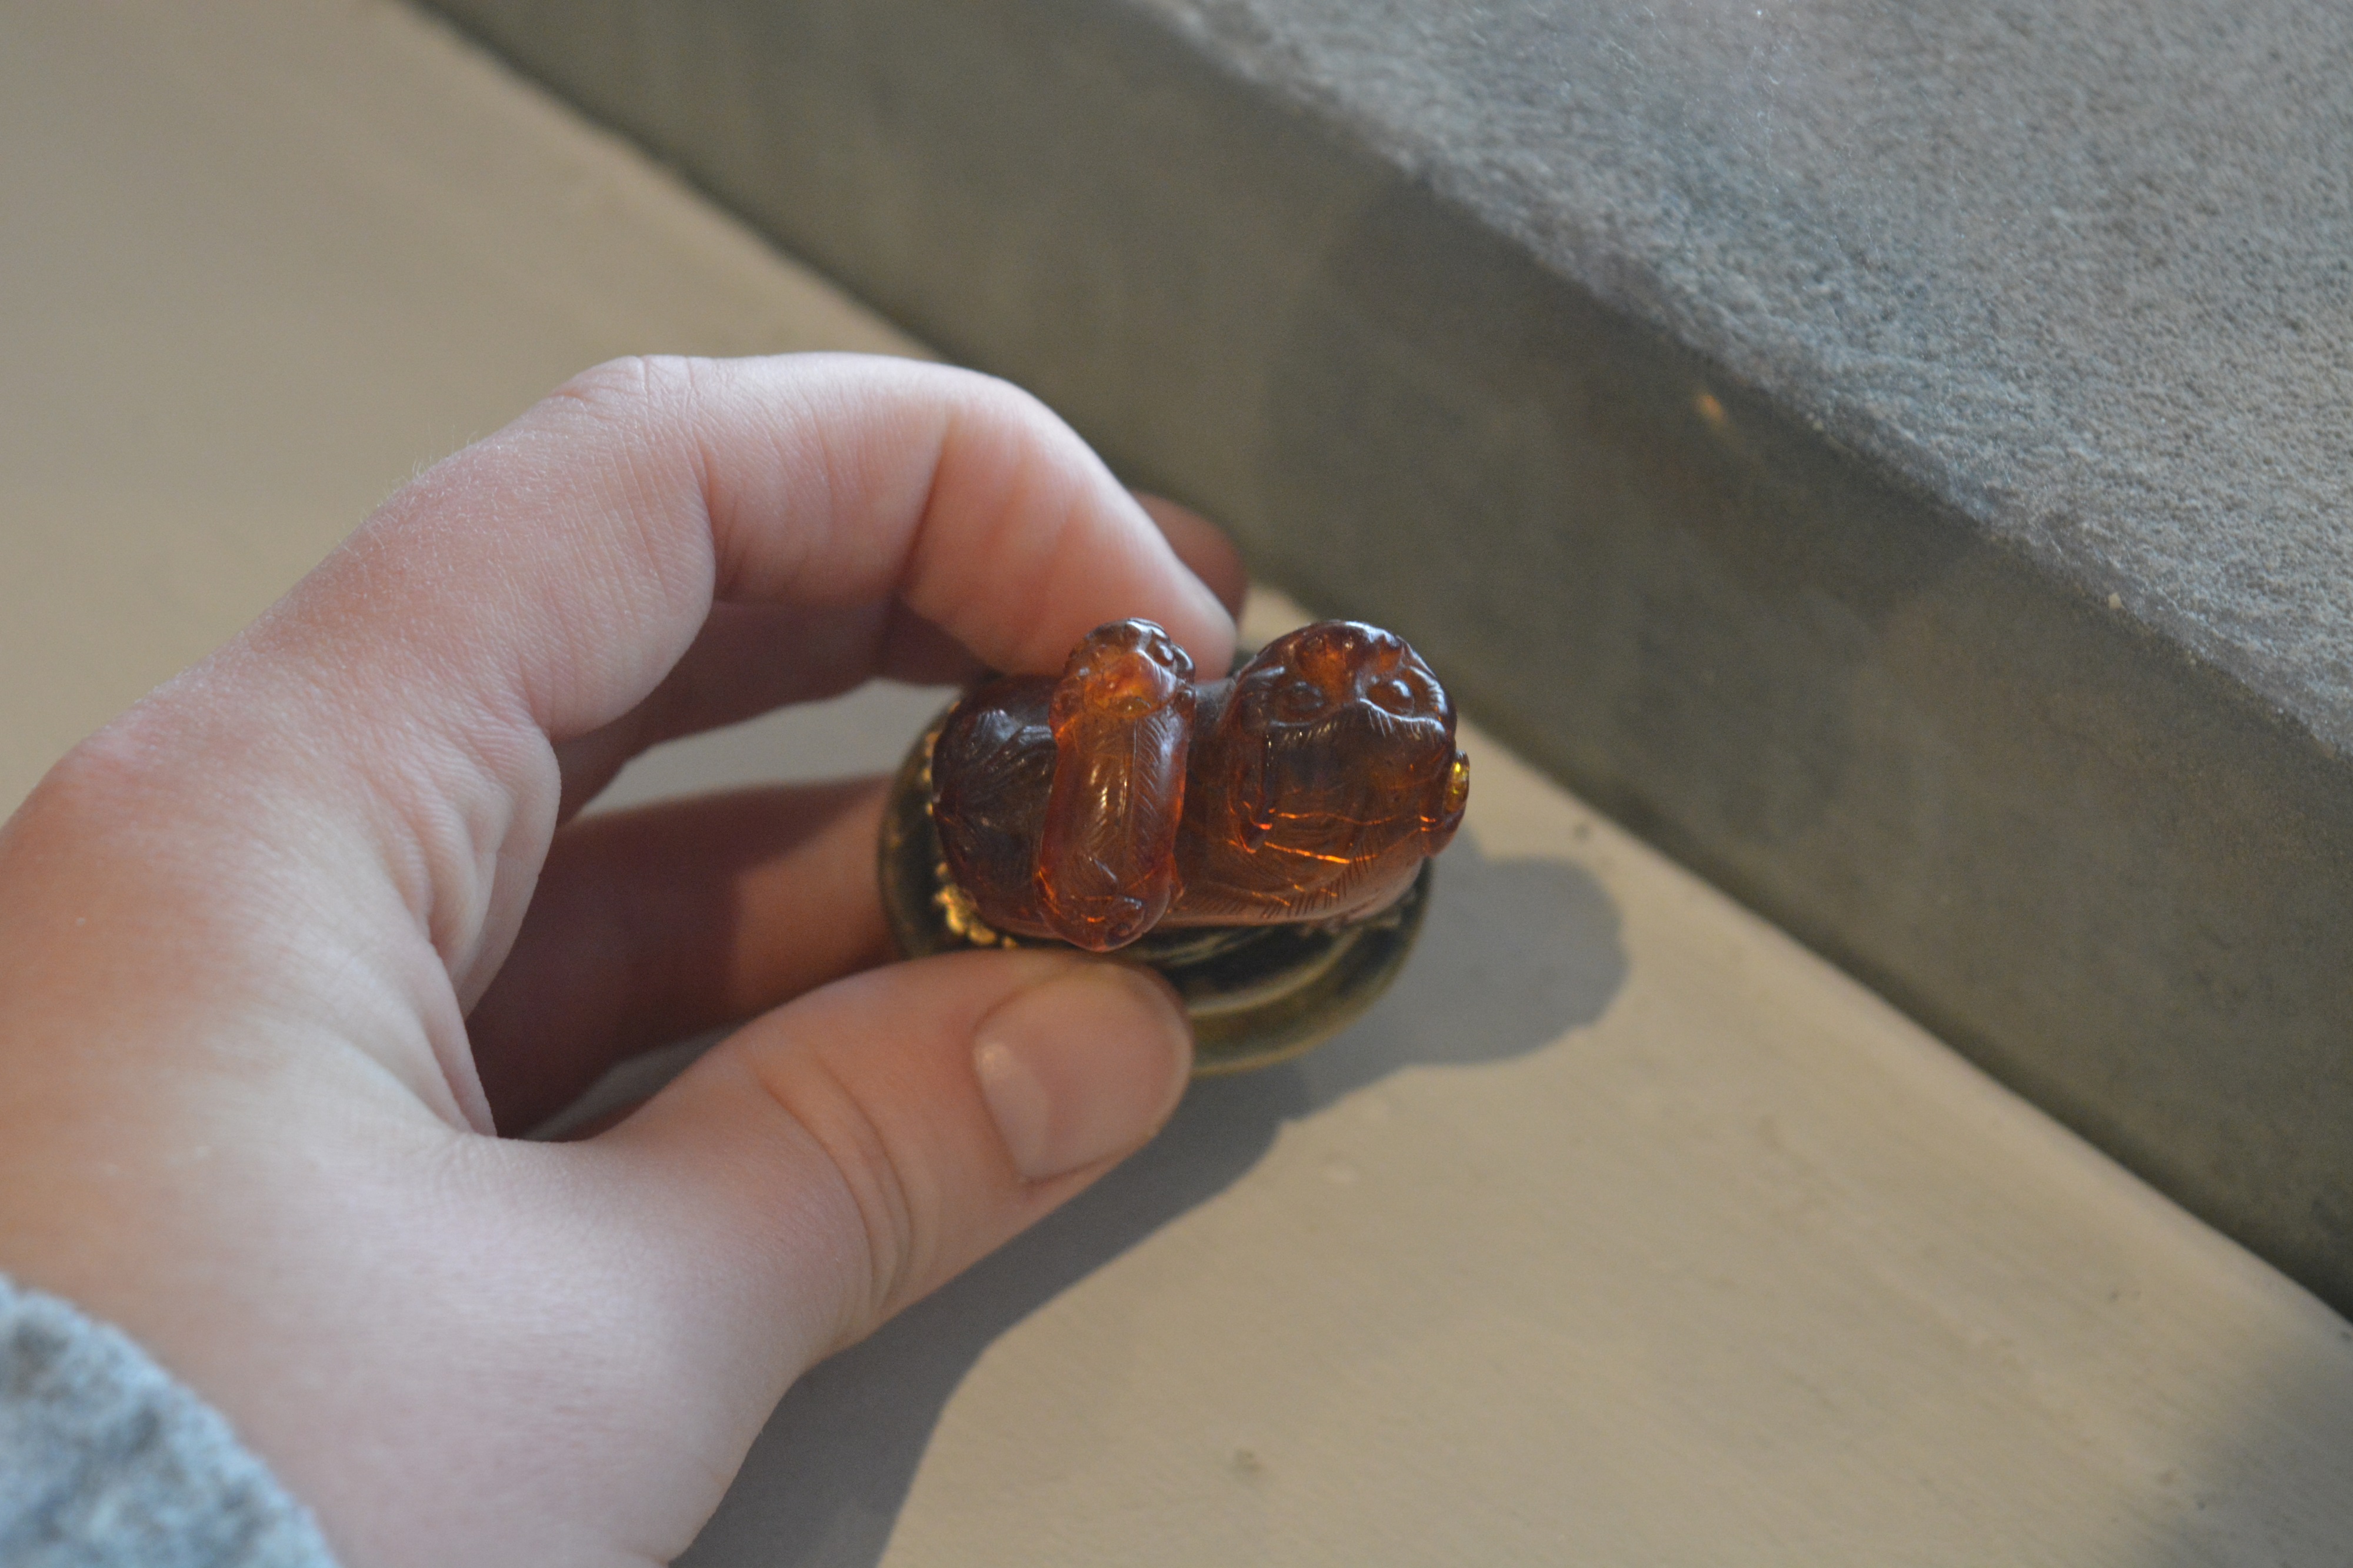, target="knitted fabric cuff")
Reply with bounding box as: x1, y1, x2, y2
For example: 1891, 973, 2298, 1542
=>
0, 1274, 337, 1567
